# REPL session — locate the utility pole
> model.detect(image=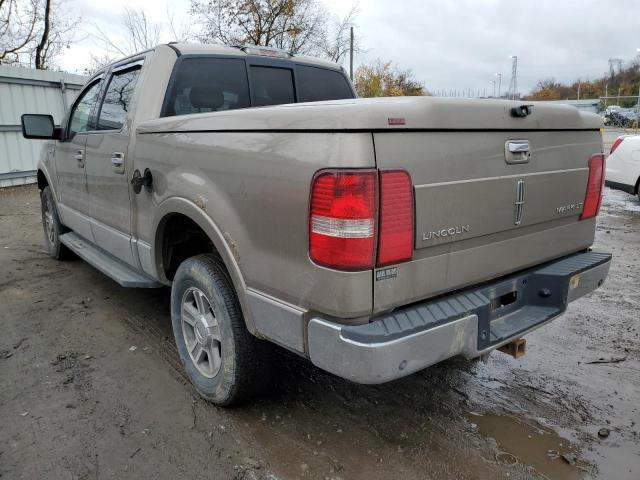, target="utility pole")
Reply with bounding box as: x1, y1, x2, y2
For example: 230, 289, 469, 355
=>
490, 80, 496, 97
604, 84, 608, 108
349, 26, 354, 81
577, 82, 581, 100
495, 73, 502, 98
508, 56, 518, 100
